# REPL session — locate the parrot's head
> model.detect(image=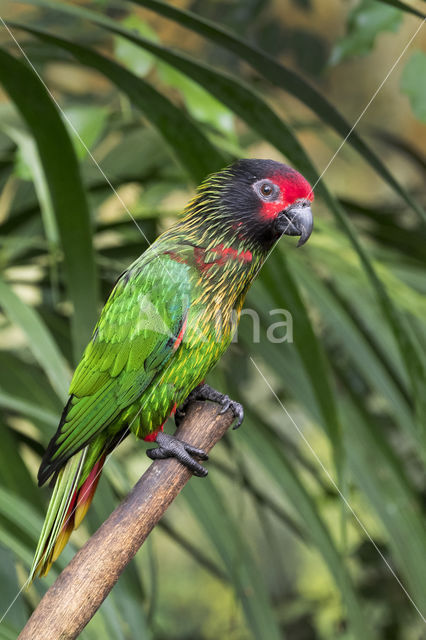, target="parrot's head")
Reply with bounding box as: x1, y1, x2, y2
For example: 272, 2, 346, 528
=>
218, 159, 314, 250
